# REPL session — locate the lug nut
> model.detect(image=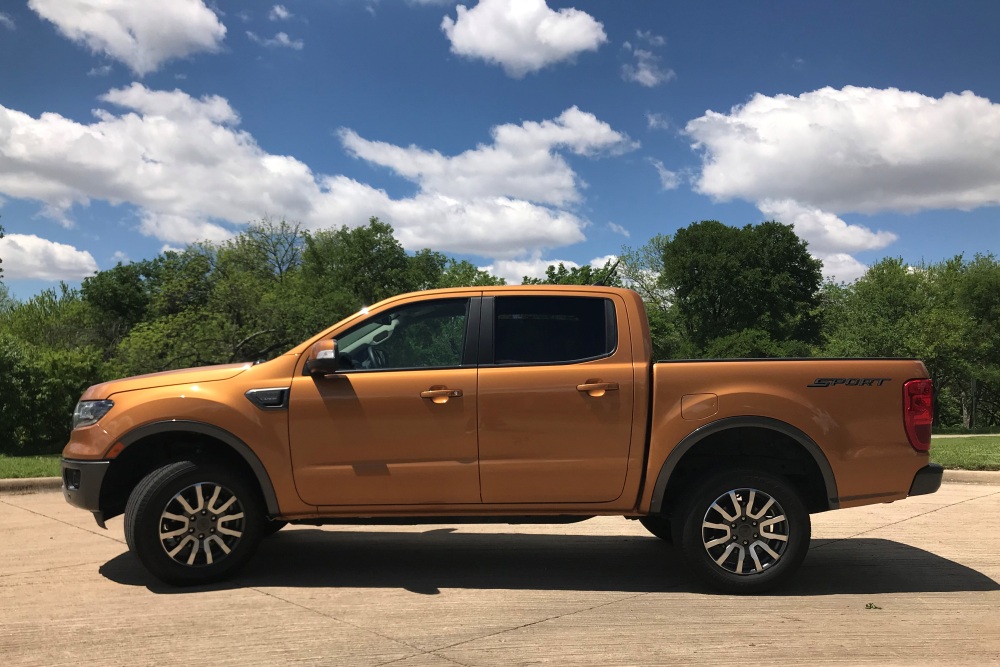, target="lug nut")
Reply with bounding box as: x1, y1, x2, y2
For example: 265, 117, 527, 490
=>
199, 534, 204, 539
743, 540, 749, 545
753, 533, 759, 538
